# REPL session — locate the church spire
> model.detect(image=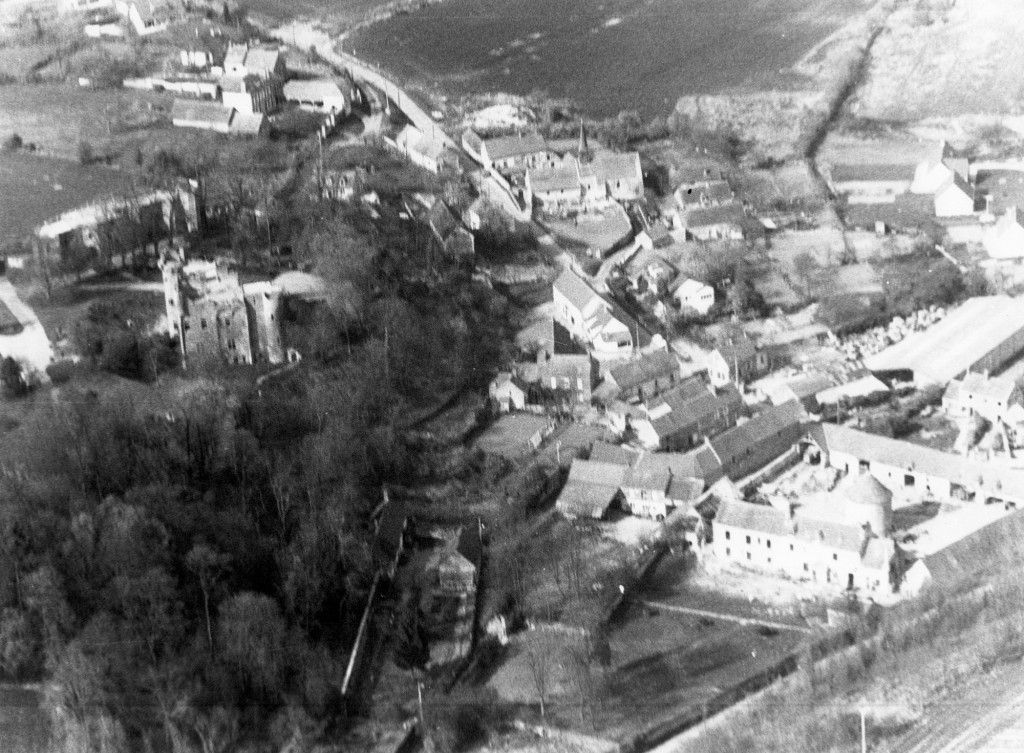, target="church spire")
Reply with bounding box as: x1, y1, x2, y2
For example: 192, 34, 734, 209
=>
578, 119, 590, 163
